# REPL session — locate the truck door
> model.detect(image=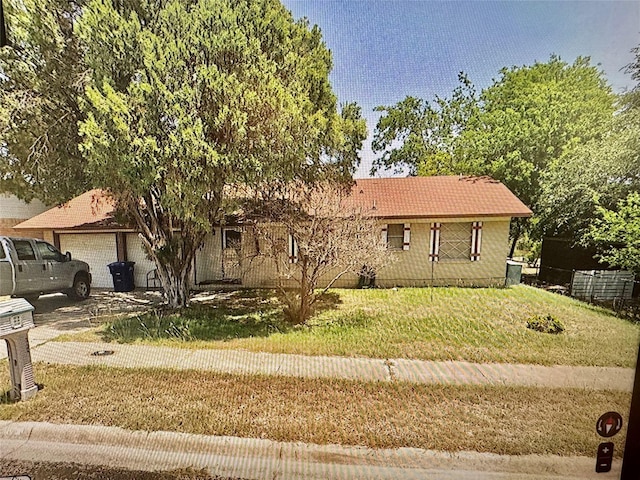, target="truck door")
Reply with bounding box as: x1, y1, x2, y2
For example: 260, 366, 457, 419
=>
0, 238, 14, 296
35, 240, 68, 290
10, 239, 45, 294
